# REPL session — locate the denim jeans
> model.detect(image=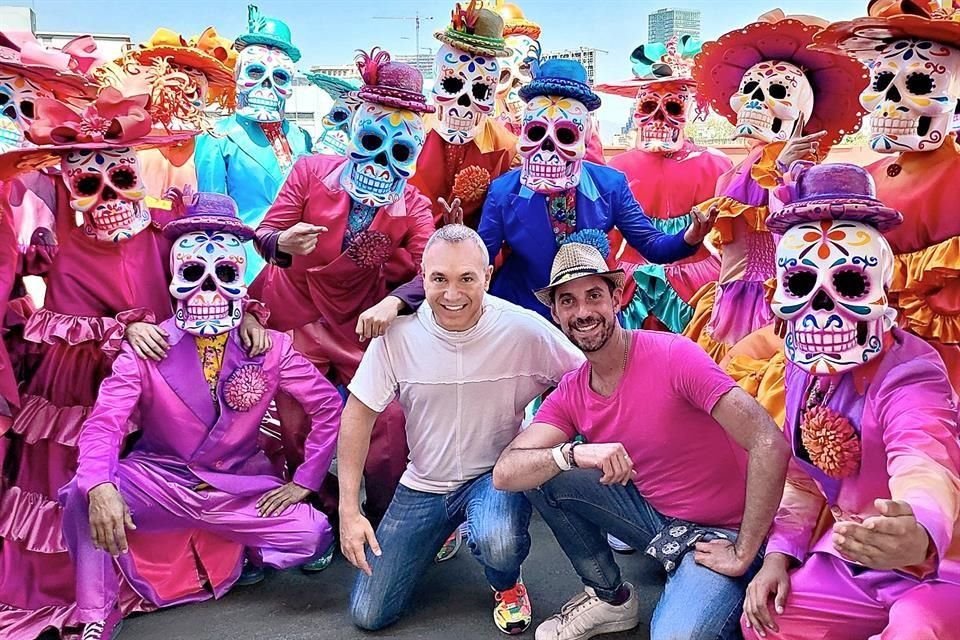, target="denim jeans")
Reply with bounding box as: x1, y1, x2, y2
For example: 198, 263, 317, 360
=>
527, 468, 759, 640
349, 471, 532, 631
